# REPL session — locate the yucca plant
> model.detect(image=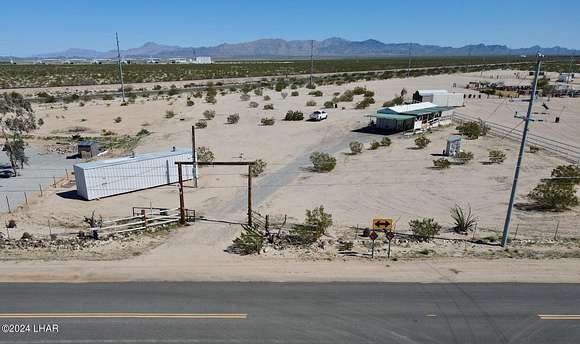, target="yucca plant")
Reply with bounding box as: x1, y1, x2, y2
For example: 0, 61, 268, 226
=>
450, 204, 478, 234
